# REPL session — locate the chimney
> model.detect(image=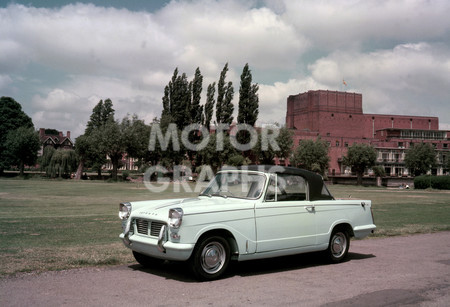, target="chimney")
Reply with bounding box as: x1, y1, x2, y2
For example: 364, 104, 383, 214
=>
67, 131, 71, 139
59, 131, 63, 138
39, 128, 45, 139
